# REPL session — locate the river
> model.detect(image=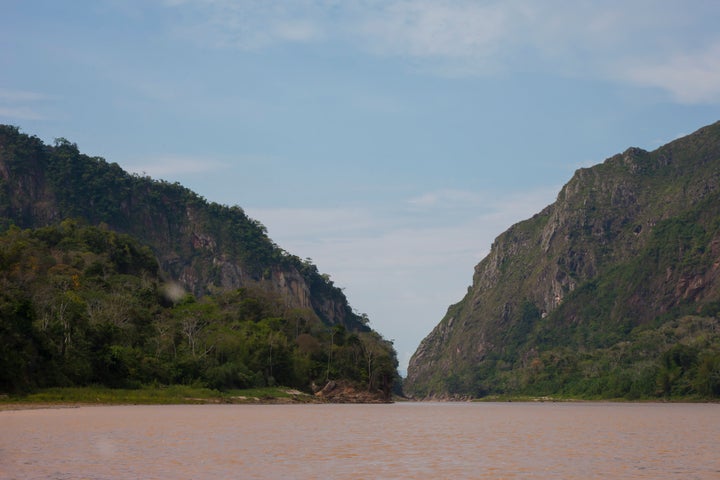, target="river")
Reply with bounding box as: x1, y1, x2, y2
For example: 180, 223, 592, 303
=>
1, 402, 718, 479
